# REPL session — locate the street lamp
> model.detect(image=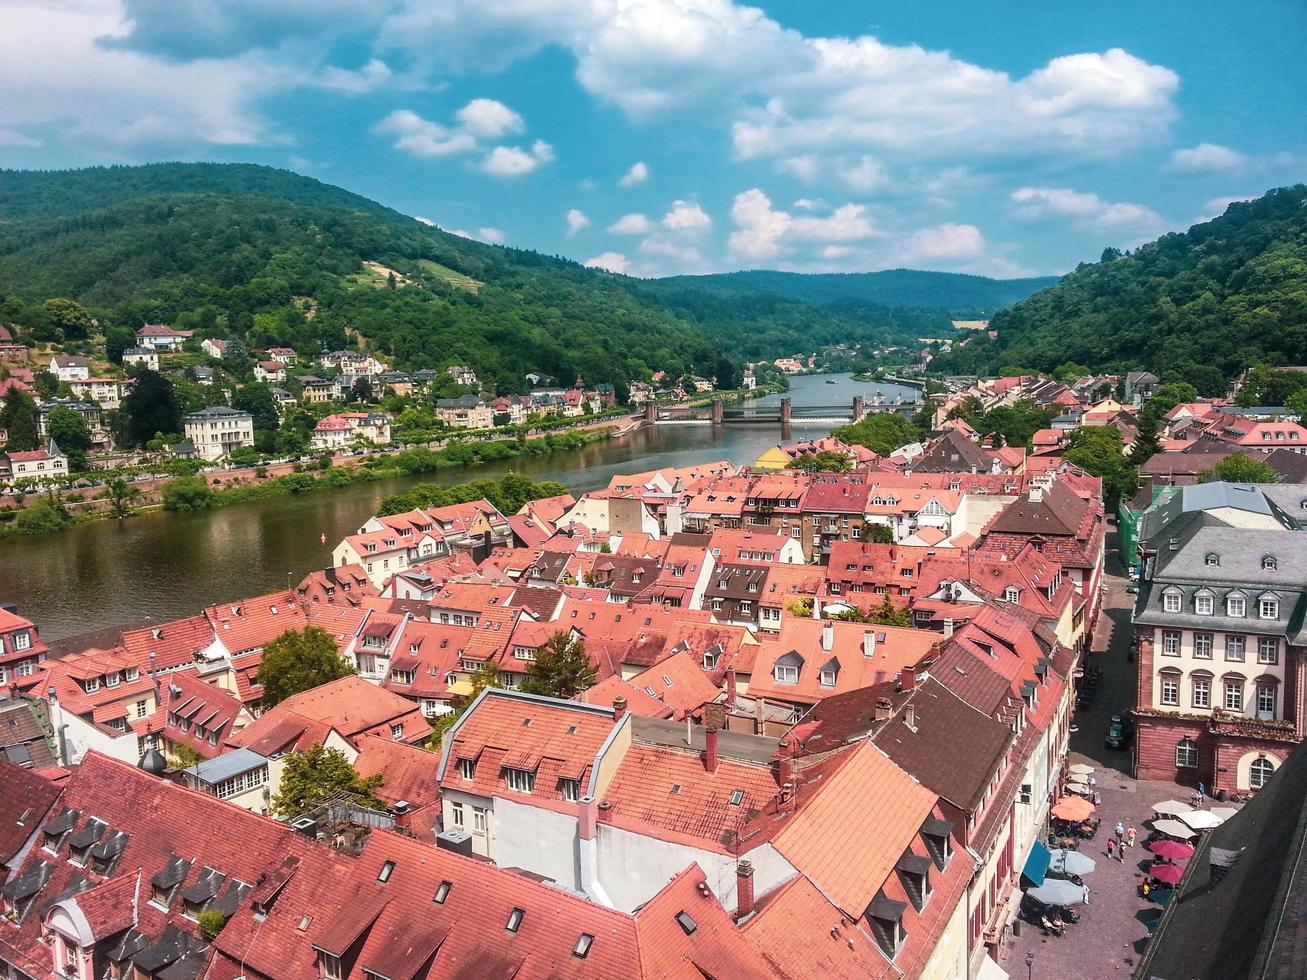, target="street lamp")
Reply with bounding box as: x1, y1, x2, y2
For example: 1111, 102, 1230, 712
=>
1026, 951, 1035, 980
